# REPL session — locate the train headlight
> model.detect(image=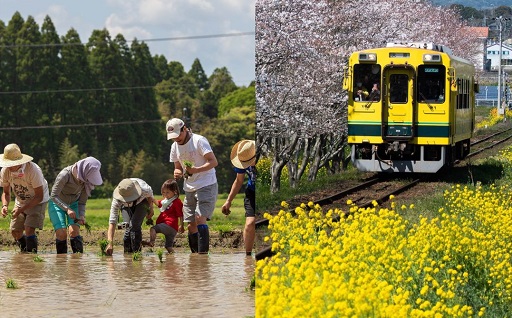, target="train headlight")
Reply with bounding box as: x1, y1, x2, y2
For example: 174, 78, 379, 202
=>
423, 54, 441, 62
359, 53, 377, 62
